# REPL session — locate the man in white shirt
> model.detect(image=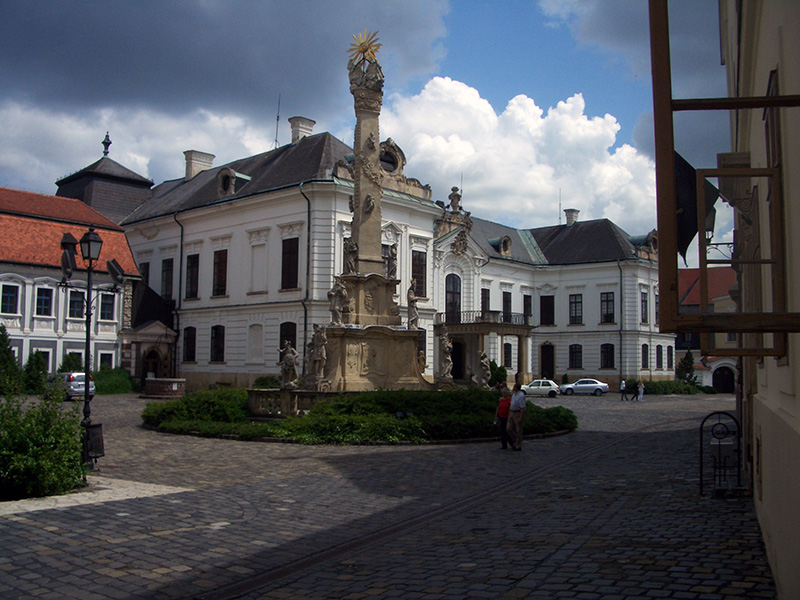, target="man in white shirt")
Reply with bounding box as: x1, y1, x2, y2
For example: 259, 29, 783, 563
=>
507, 383, 527, 451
